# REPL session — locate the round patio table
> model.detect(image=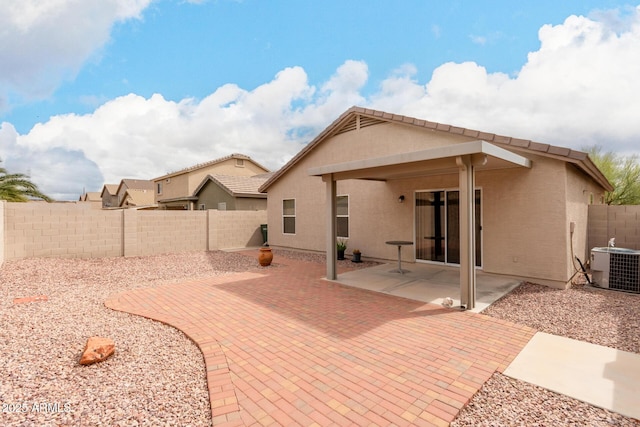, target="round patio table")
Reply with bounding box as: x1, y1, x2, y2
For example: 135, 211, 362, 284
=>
385, 240, 413, 274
